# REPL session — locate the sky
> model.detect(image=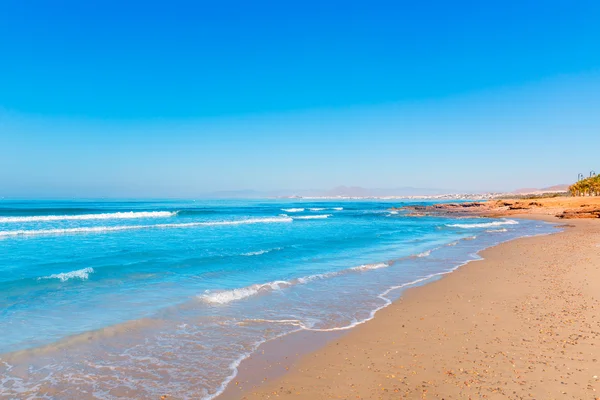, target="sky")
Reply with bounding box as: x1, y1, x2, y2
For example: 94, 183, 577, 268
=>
1, 0, 599, 197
